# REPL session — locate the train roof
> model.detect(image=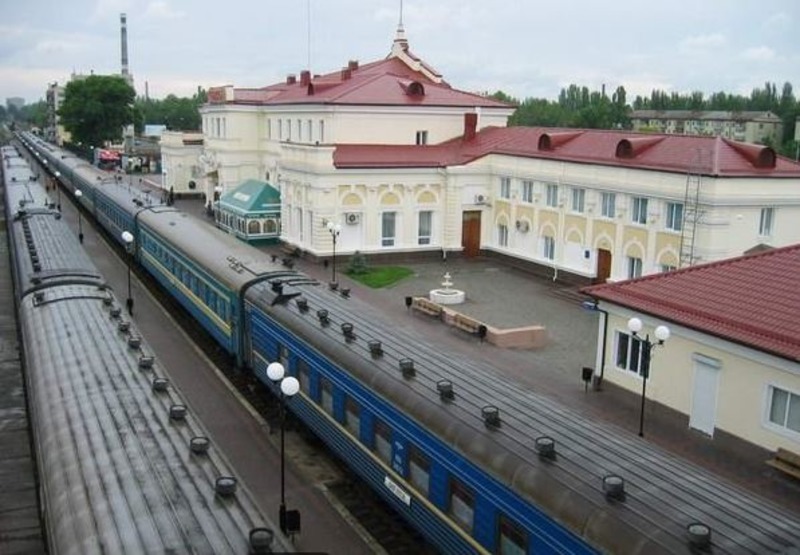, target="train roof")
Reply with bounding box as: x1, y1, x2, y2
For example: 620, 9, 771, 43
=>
247, 278, 800, 553
20, 282, 281, 553
3, 146, 104, 296
139, 208, 285, 289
